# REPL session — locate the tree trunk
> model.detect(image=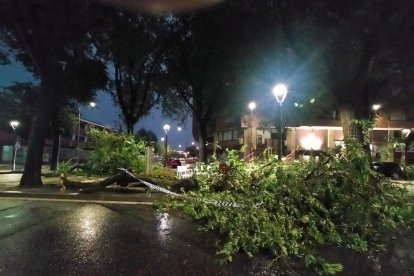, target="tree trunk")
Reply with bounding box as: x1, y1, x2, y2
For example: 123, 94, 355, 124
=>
126, 121, 134, 135
198, 122, 208, 163
50, 132, 60, 171
20, 73, 59, 187
339, 106, 356, 140
339, 105, 373, 164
